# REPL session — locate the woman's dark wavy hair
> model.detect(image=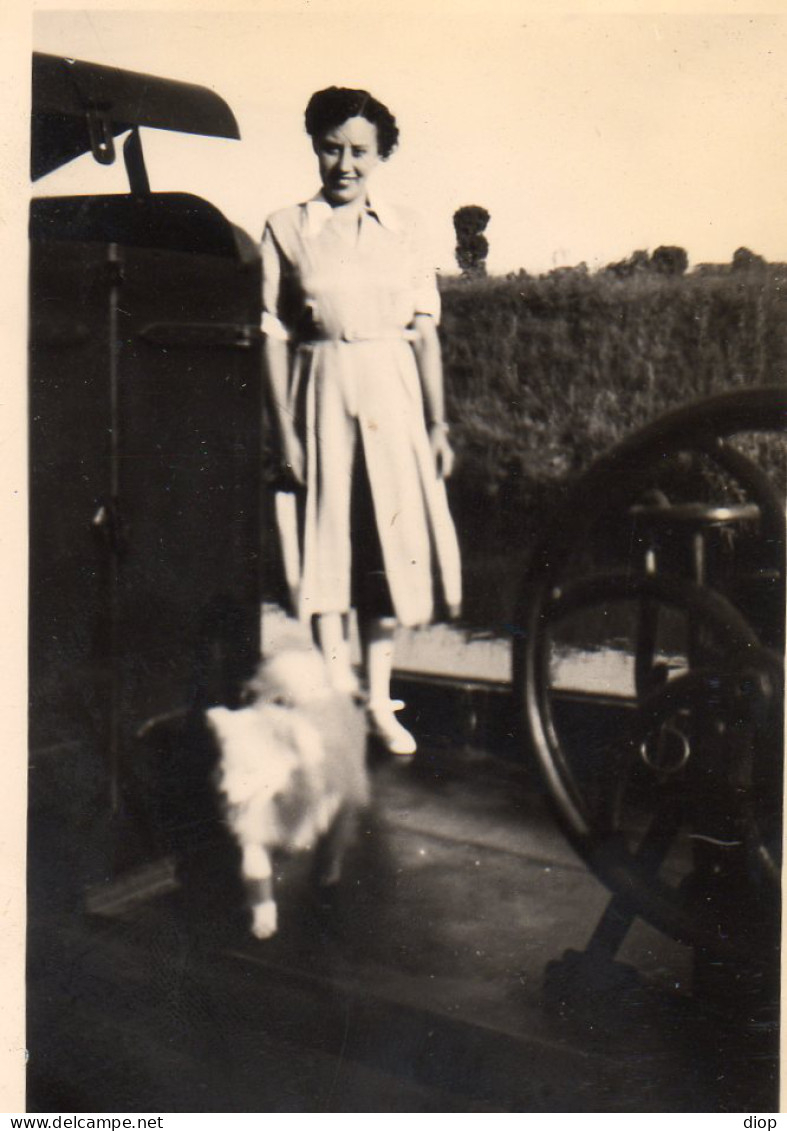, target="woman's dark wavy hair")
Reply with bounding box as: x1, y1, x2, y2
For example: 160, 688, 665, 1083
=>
304, 87, 399, 160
